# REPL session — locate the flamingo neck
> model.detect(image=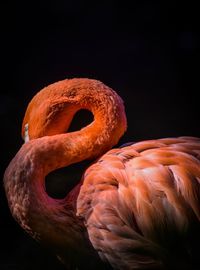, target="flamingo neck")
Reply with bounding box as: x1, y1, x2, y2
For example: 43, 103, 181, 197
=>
21, 78, 127, 207
4, 128, 110, 261
4, 79, 127, 259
